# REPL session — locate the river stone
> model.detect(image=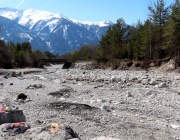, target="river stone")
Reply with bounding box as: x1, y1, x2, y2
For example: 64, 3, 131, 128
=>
155, 82, 168, 88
